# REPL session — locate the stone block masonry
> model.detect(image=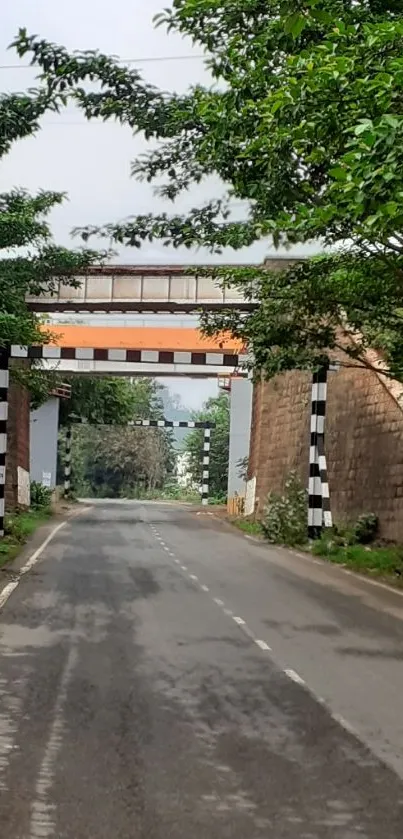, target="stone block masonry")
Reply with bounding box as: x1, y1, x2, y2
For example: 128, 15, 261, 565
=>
248, 362, 403, 542
5, 378, 30, 511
